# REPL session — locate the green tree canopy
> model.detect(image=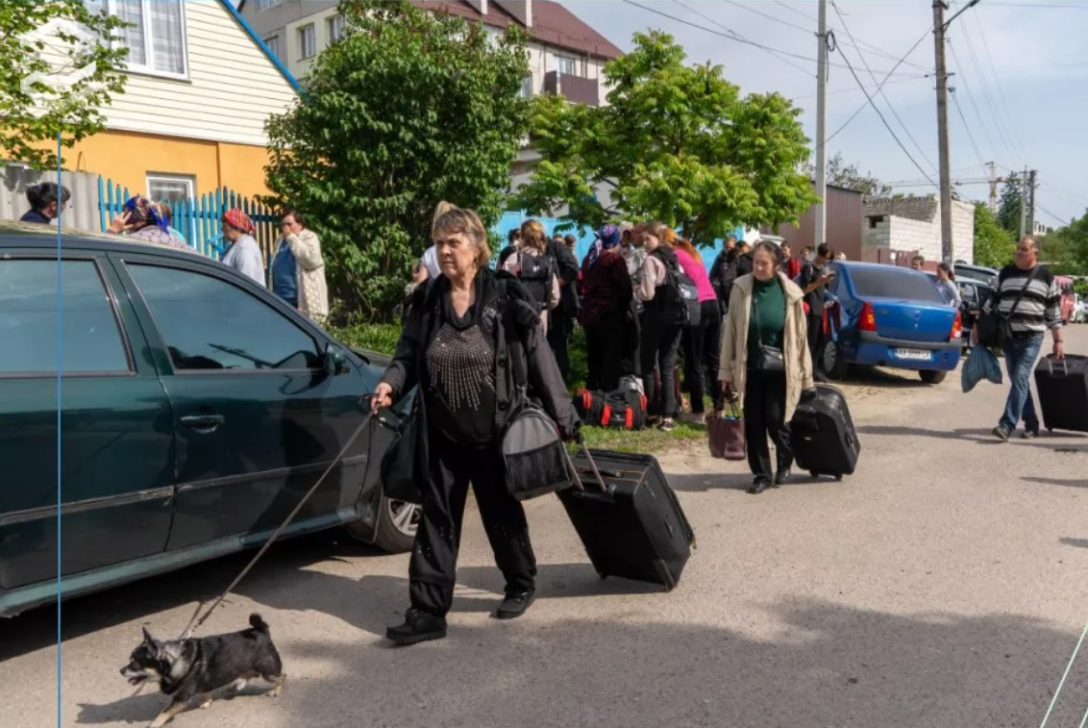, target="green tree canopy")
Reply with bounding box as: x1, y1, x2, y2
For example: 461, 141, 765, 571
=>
514, 31, 817, 245
972, 202, 1015, 269
805, 152, 891, 199
0, 1, 128, 170
263, 0, 530, 319
995, 173, 1025, 237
